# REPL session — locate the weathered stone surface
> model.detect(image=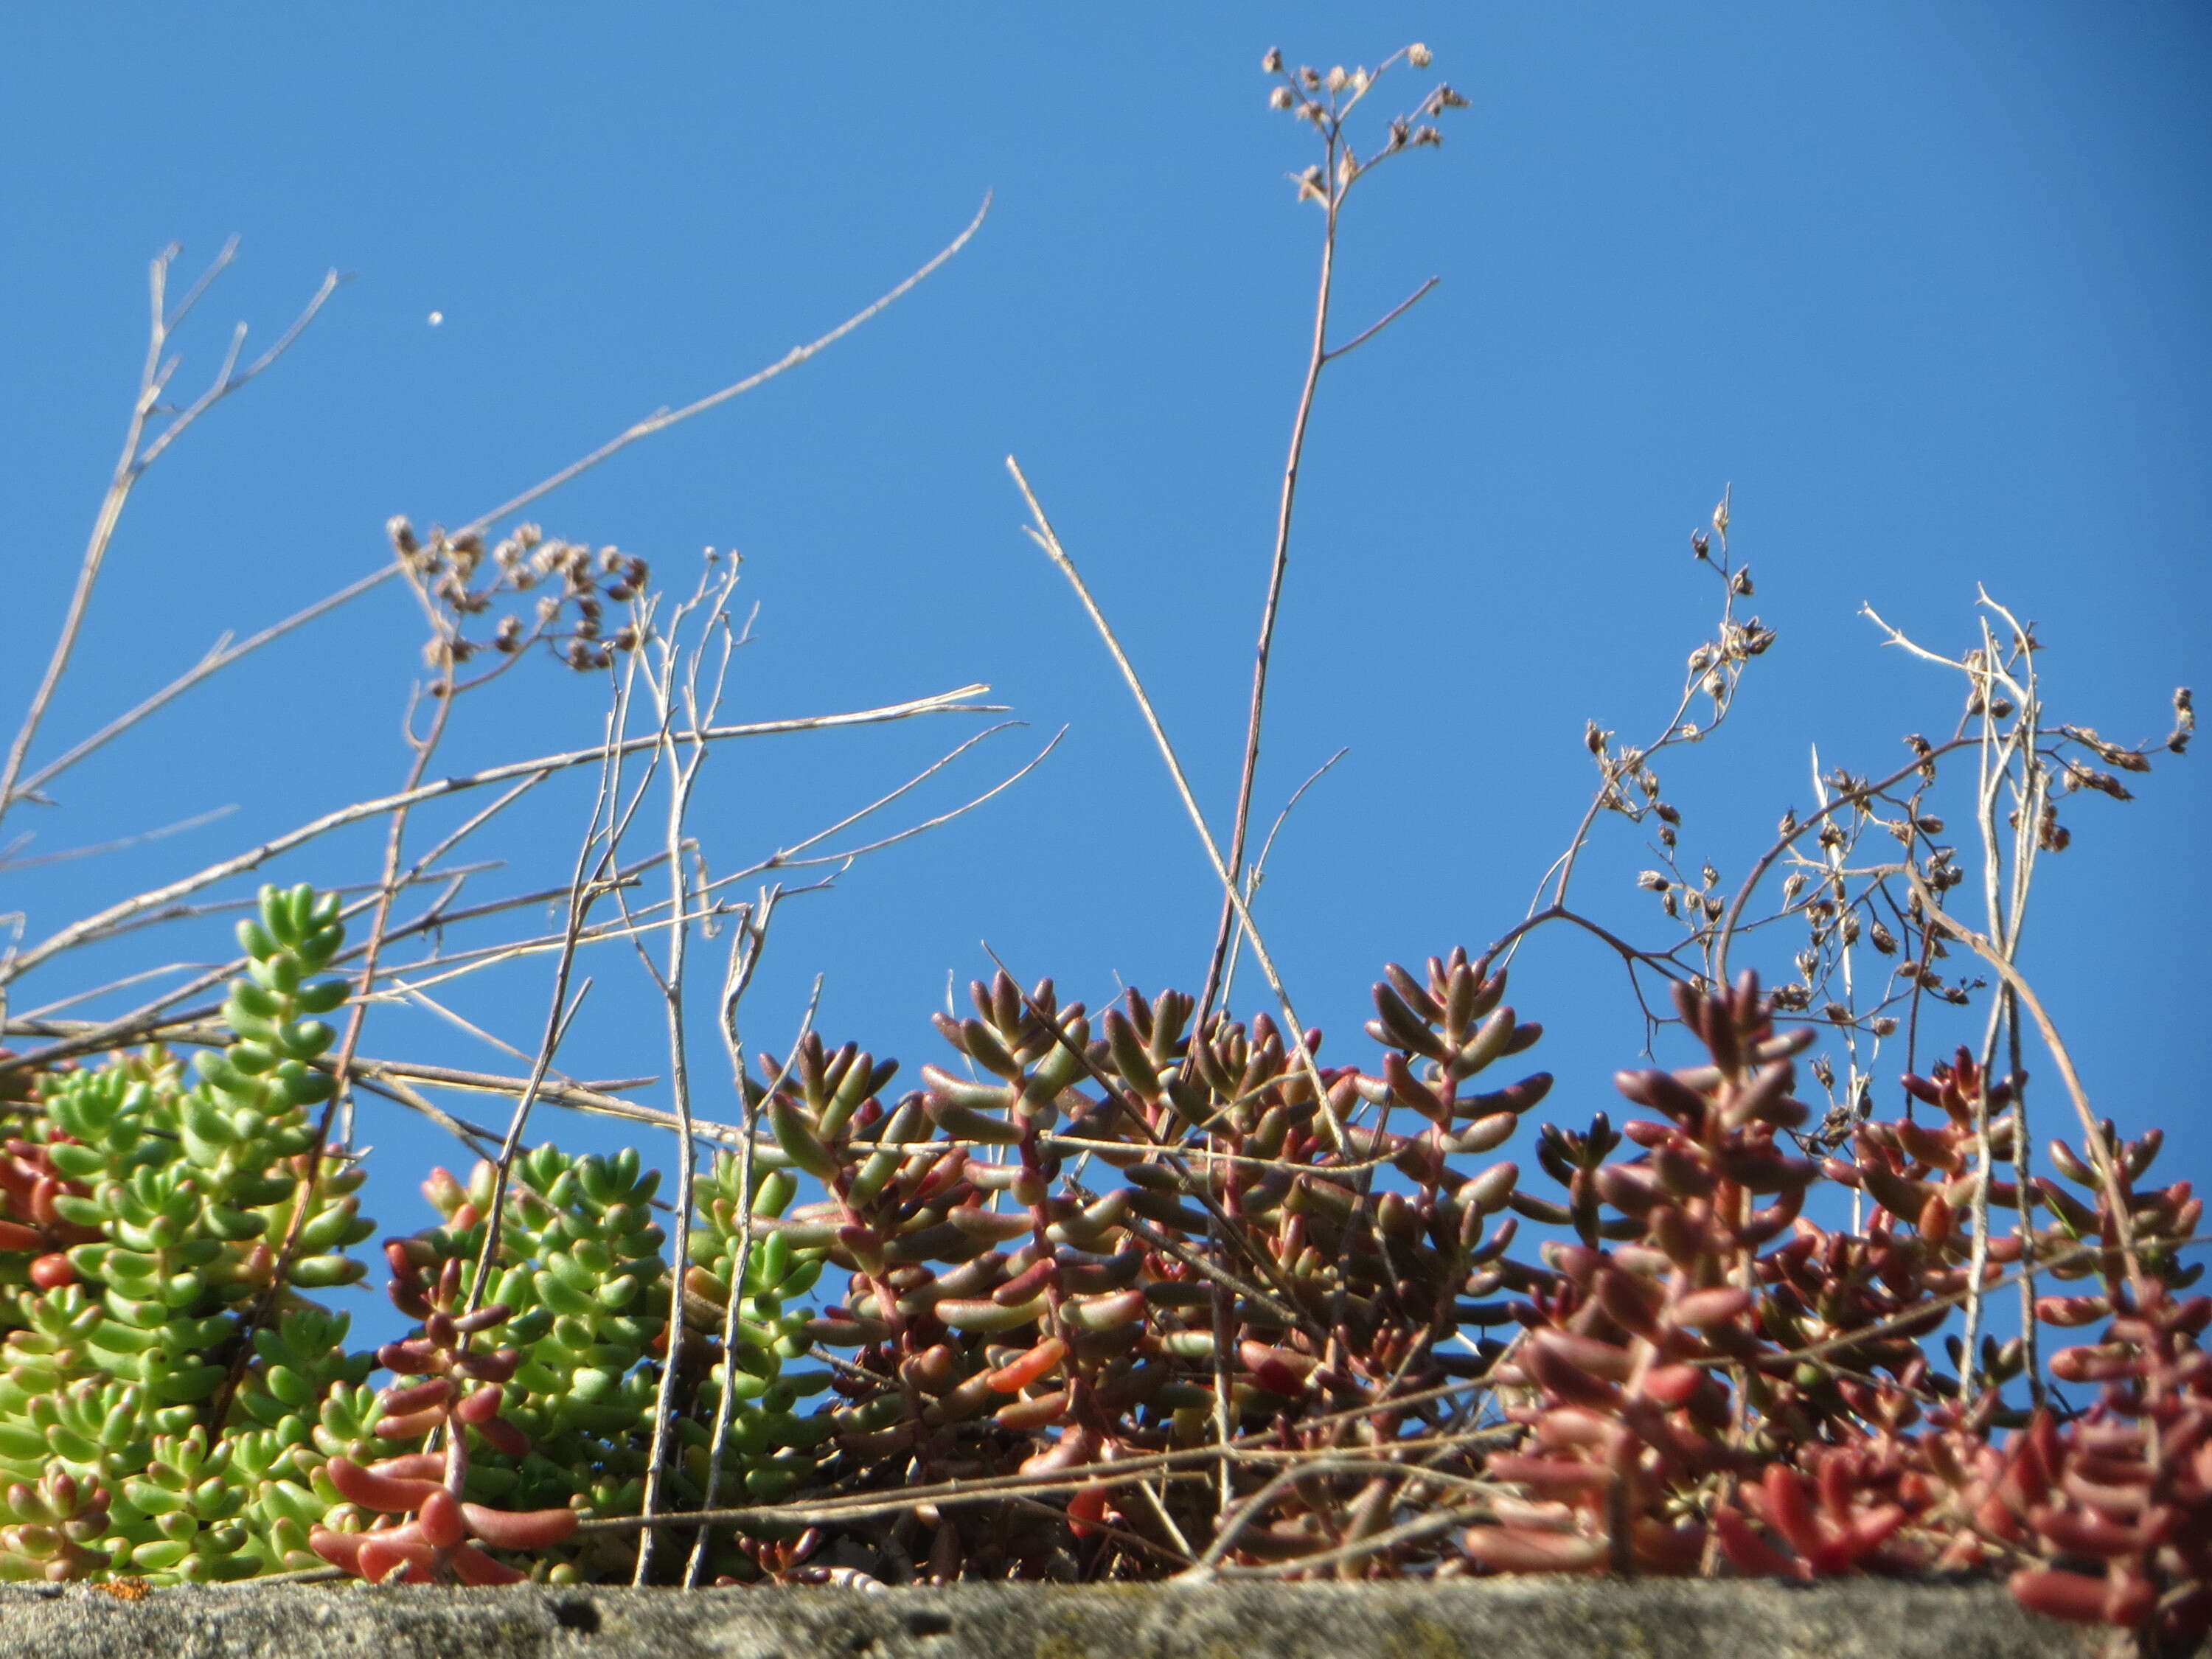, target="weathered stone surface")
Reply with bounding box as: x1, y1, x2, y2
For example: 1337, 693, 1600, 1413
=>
0, 1577, 2109, 1659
